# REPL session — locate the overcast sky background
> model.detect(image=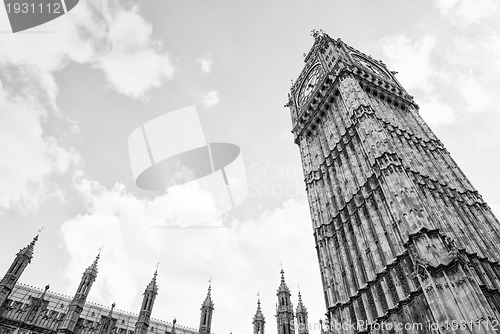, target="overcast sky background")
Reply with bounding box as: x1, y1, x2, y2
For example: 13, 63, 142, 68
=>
0, 1, 499, 333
